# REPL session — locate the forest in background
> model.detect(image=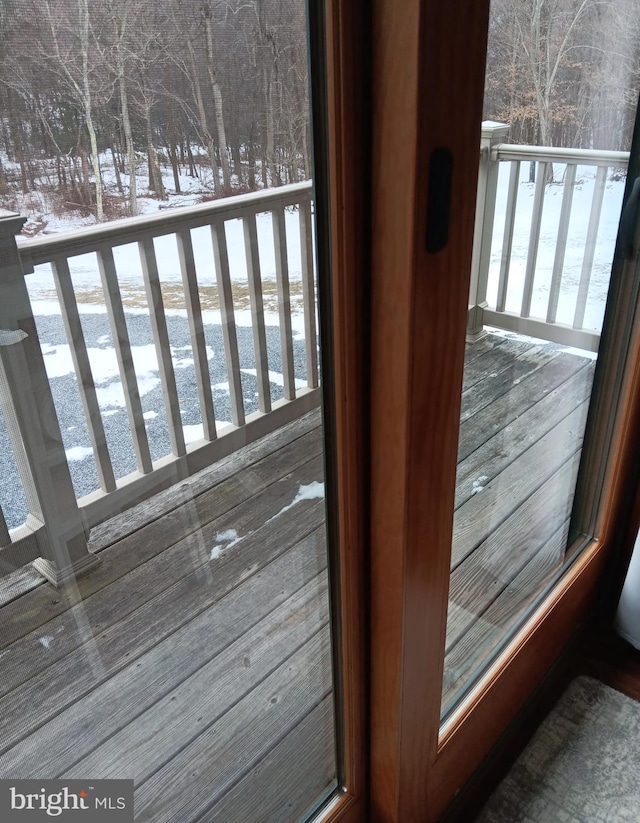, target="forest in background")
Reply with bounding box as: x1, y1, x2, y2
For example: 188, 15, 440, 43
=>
0, 0, 639, 230
484, 0, 640, 149
0, 0, 309, 228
